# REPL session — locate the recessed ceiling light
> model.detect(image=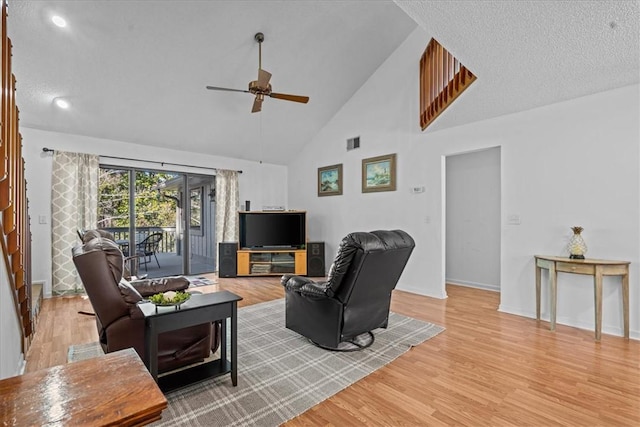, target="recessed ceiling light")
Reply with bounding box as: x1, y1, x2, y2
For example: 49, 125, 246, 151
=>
51, 15, 67, 28
54, 98, 70, 109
